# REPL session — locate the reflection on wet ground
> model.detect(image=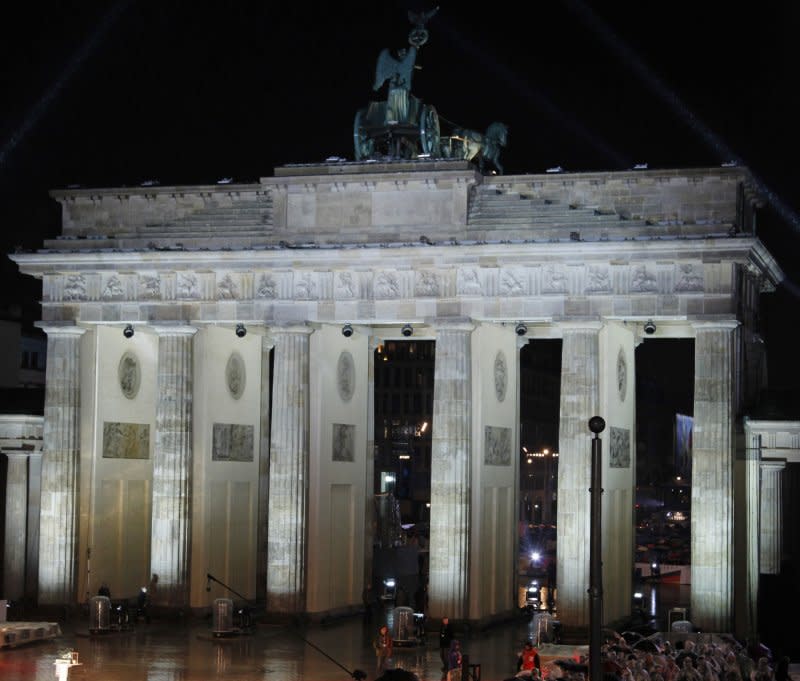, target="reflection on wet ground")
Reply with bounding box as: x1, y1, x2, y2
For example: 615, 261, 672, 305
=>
1, 608, 540, 681
1, 584, 694, 681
